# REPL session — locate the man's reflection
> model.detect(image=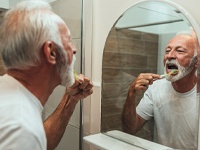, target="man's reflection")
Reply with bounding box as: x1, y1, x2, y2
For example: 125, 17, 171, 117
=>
122, 32, 198, 150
